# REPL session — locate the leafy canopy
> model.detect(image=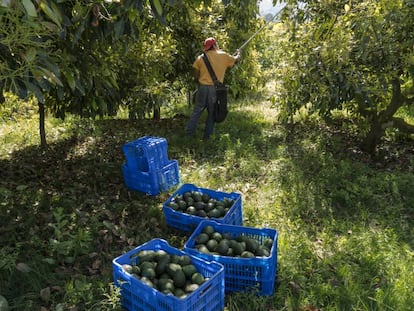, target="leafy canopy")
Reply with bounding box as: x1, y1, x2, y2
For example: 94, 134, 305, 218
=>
277, 0, 414, 153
